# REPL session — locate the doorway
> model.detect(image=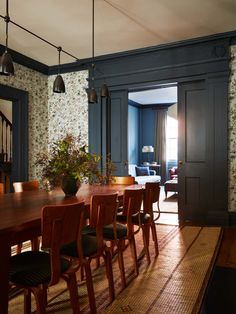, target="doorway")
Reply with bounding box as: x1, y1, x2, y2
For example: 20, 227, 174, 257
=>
0, 99, 12, 192
0, 84, 29, 192
127, 84, 178, 223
